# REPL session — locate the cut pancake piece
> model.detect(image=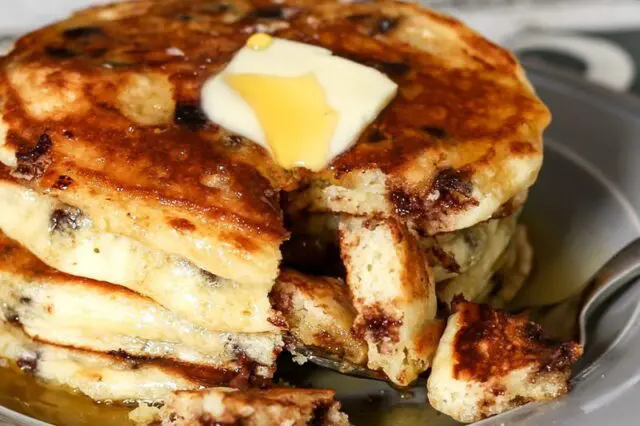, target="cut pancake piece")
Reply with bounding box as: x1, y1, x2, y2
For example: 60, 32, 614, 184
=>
427, 301, 582, 423
437, 213, 518, 306
339, 217, 443, 386
270, 269, 367, 365
130, 388, 350, 426
0, 174, 278, 333
283, 211, 520, 284
0, 231, 282, 378
0, 321, 205, 403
